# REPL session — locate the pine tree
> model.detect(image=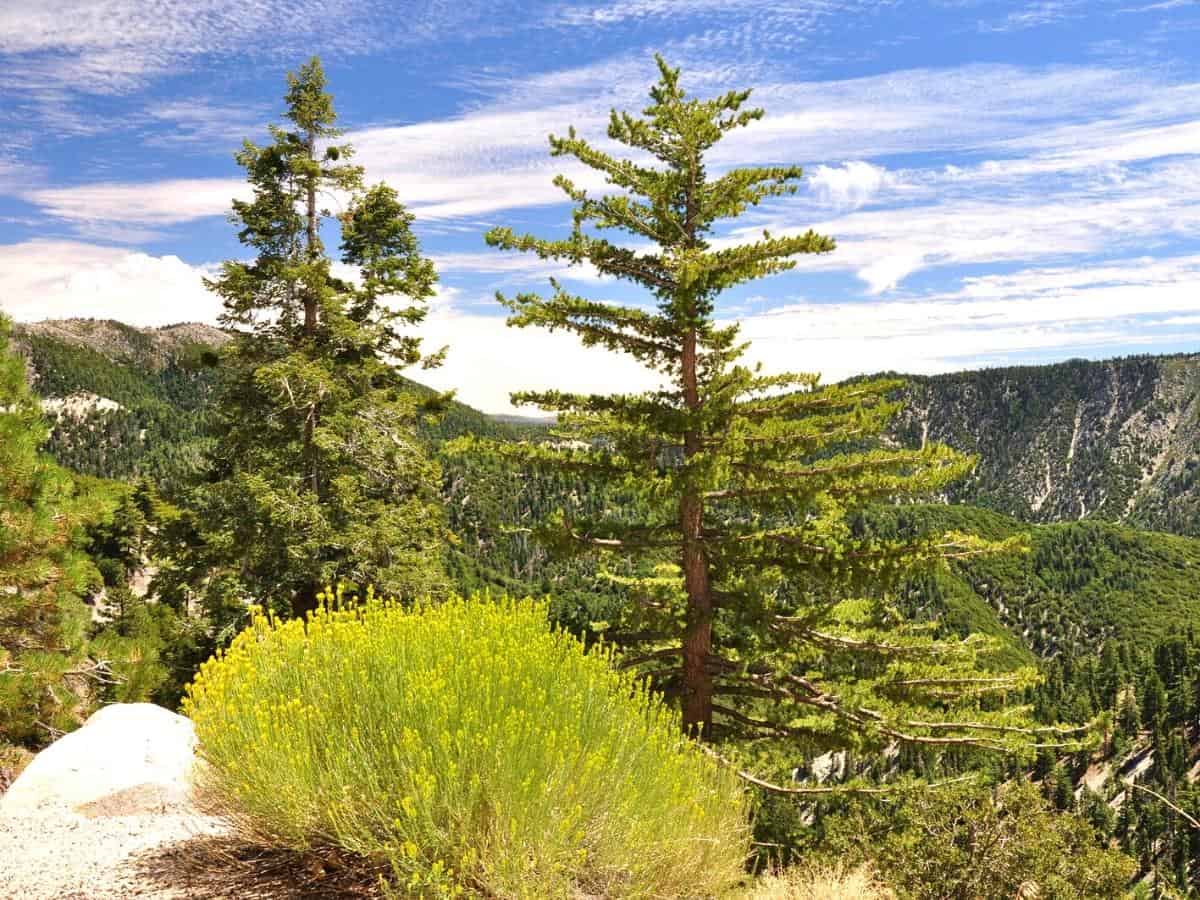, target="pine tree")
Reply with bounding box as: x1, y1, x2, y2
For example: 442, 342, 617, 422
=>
0, 315, 101, 747
1142, 670, 1168, 733
459, 58, 1064, 762
166, 58, 447, 618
